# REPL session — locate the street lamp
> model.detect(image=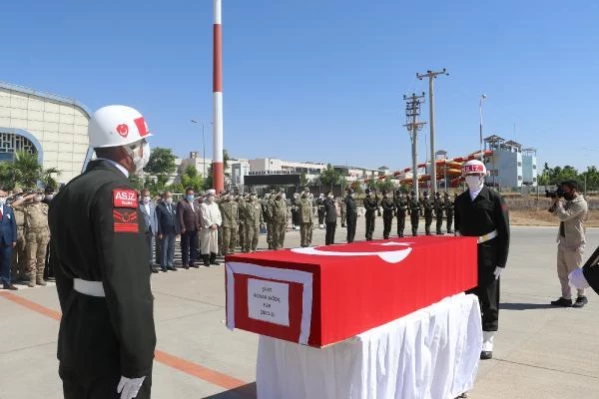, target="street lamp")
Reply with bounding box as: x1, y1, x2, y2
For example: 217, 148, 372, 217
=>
190, 119, 206, 178
479, 94, 487, 156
